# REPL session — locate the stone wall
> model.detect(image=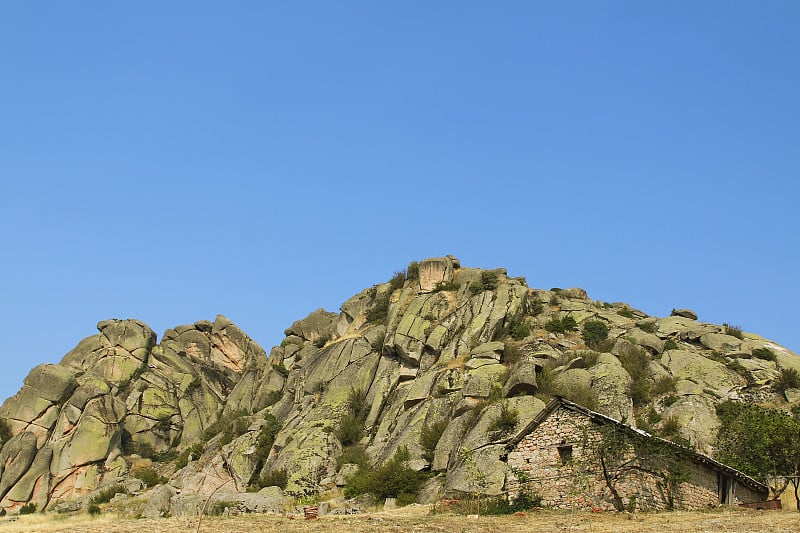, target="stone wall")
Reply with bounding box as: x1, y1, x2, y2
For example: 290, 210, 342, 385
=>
506, 405, 765, 511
